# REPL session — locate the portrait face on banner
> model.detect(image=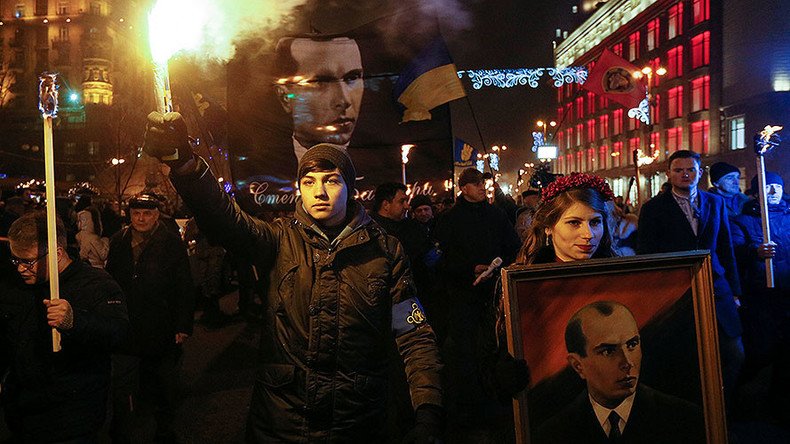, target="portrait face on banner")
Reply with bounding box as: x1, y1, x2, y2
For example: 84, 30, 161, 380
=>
227, 5, 454, 211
